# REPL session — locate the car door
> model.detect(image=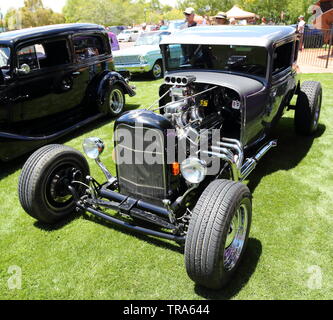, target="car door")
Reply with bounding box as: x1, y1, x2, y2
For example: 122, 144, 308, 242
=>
264, 41, 296, 128
70, 33, 110, 111
14, 37, 74, 122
